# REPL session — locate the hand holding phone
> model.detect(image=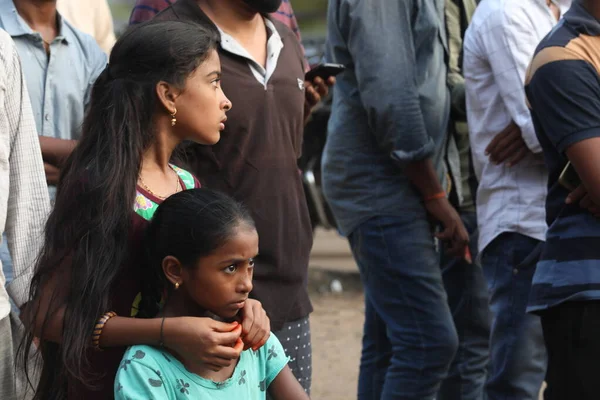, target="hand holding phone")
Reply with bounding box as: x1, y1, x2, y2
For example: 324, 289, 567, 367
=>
305, 63, 345, 82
